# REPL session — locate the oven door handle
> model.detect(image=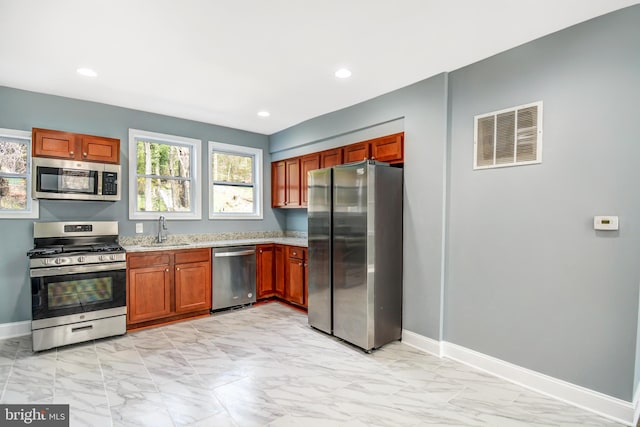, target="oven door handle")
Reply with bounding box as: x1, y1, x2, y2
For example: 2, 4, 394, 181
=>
30, 262, 127, 278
